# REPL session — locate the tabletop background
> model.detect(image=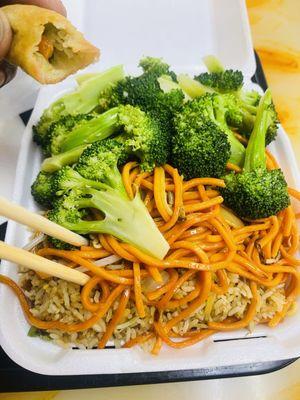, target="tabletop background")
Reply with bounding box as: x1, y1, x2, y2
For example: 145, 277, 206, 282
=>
1, 0, 300, 398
